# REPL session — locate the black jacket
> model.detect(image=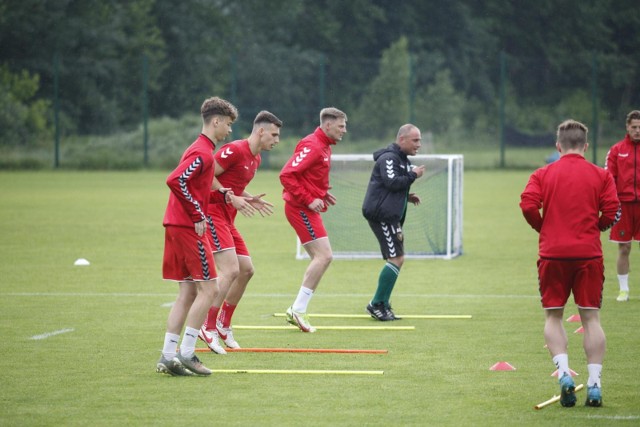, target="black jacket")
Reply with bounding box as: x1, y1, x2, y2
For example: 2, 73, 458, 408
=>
362, 143, 417, 223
